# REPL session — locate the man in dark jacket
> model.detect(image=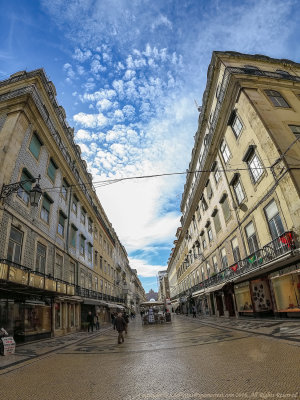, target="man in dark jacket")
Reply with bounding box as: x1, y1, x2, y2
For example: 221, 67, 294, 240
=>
114, 313, 126, 344
87, 311, 94, 332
